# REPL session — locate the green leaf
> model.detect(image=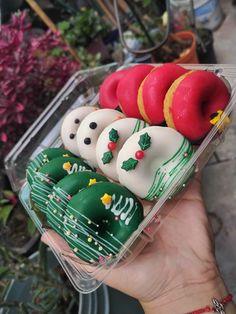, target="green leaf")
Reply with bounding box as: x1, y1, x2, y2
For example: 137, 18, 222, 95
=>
57, 21, 70, 32
50, 47, 63, 57
27, 218, 36, 236
0, 204, 13, 225
121, 158, 138, 171
138, 132, 151, 150
0, 266, 10, 280
102, 151, 113, 164
109, 128, 119, 143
